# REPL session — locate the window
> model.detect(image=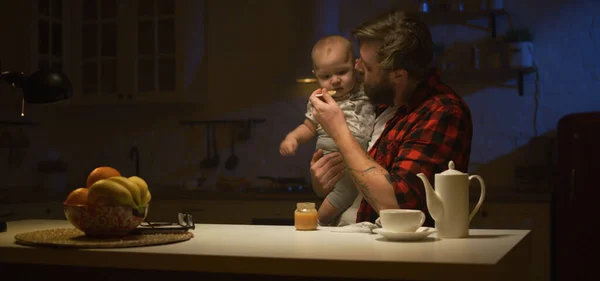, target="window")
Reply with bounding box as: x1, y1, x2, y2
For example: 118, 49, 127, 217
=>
37, 0, 64, 72
136, 0, 176, 93
81, 0, 118, 95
